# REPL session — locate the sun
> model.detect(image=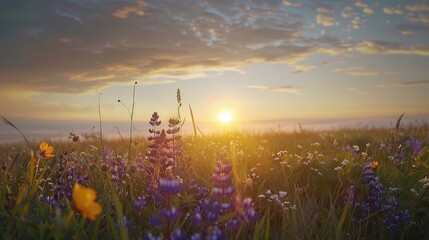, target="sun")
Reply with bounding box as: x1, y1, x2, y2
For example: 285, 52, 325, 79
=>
218, 111, 233, 123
